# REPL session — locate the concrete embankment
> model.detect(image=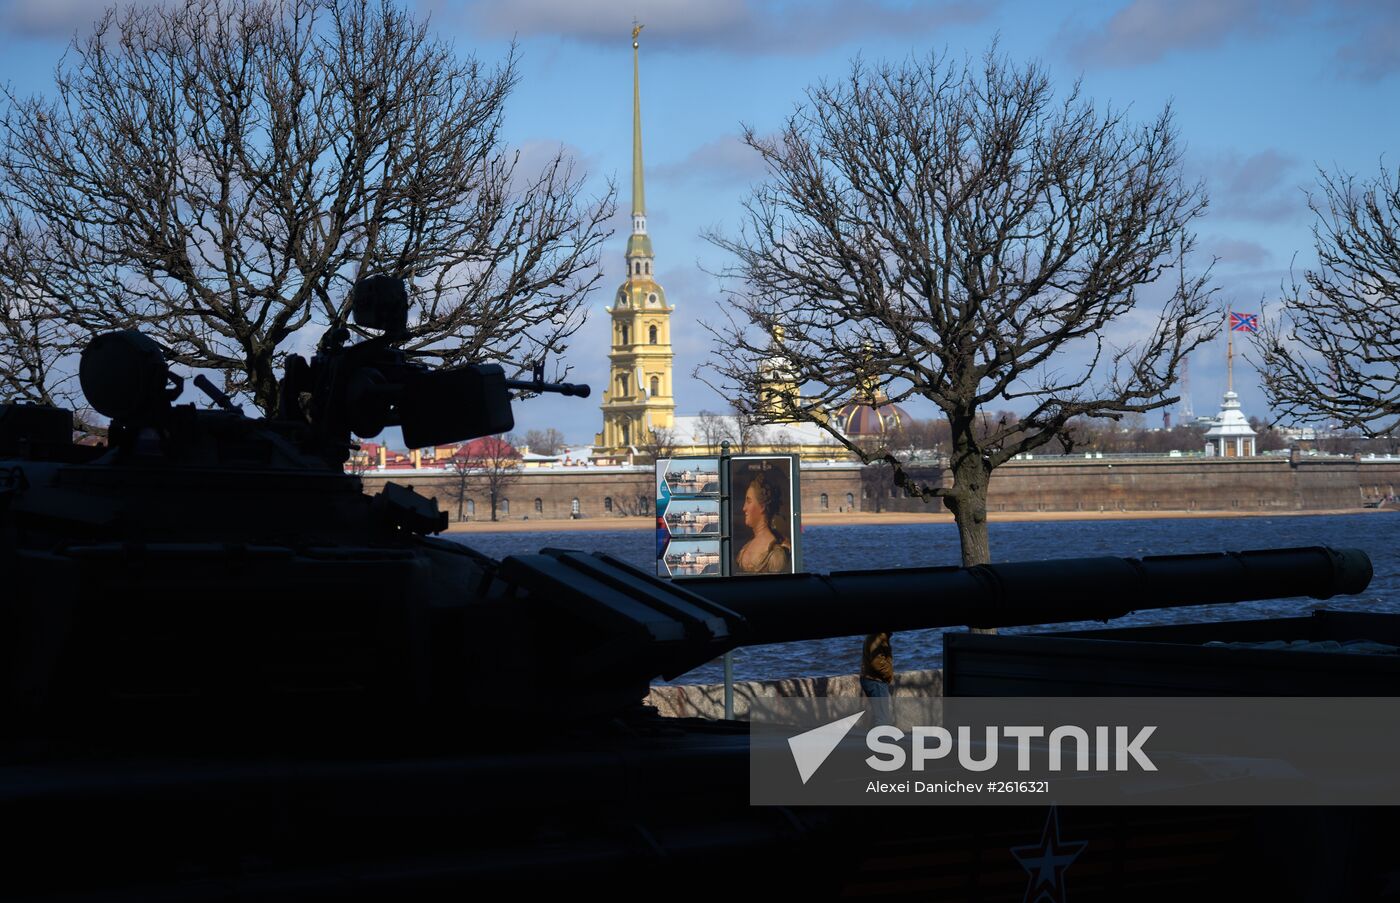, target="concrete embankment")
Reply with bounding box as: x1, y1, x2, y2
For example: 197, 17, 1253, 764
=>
645, 668, 943, 721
